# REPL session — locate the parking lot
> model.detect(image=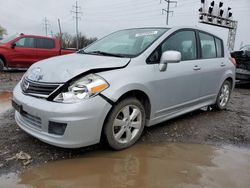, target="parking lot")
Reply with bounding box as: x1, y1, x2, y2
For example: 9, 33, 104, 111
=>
0, 71, 250, 175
